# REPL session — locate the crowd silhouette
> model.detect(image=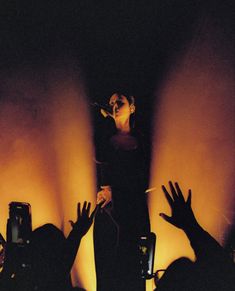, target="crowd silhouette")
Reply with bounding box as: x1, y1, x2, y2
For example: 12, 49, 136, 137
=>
154, 182, 235, 291
0, 181, 234, 291
0, 202, 96, 291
